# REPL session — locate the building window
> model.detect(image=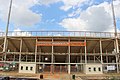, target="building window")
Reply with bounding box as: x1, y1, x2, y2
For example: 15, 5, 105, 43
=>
88, 67, 91, 72
94, 67, 96, 71
30, 67, 33, 71
105, 67, 107, 70
21, 66, 23, 70
98, 67, 101, 71
26, 66, 28, 70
